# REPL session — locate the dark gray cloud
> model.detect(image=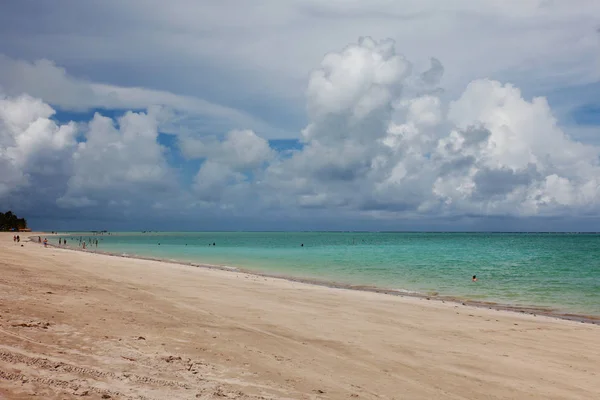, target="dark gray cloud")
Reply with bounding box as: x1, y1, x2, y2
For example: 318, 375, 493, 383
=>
438, 156, 476, 176
460, 126, 491, 147
473, 165, 538, 198
421, 58, 444, 86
